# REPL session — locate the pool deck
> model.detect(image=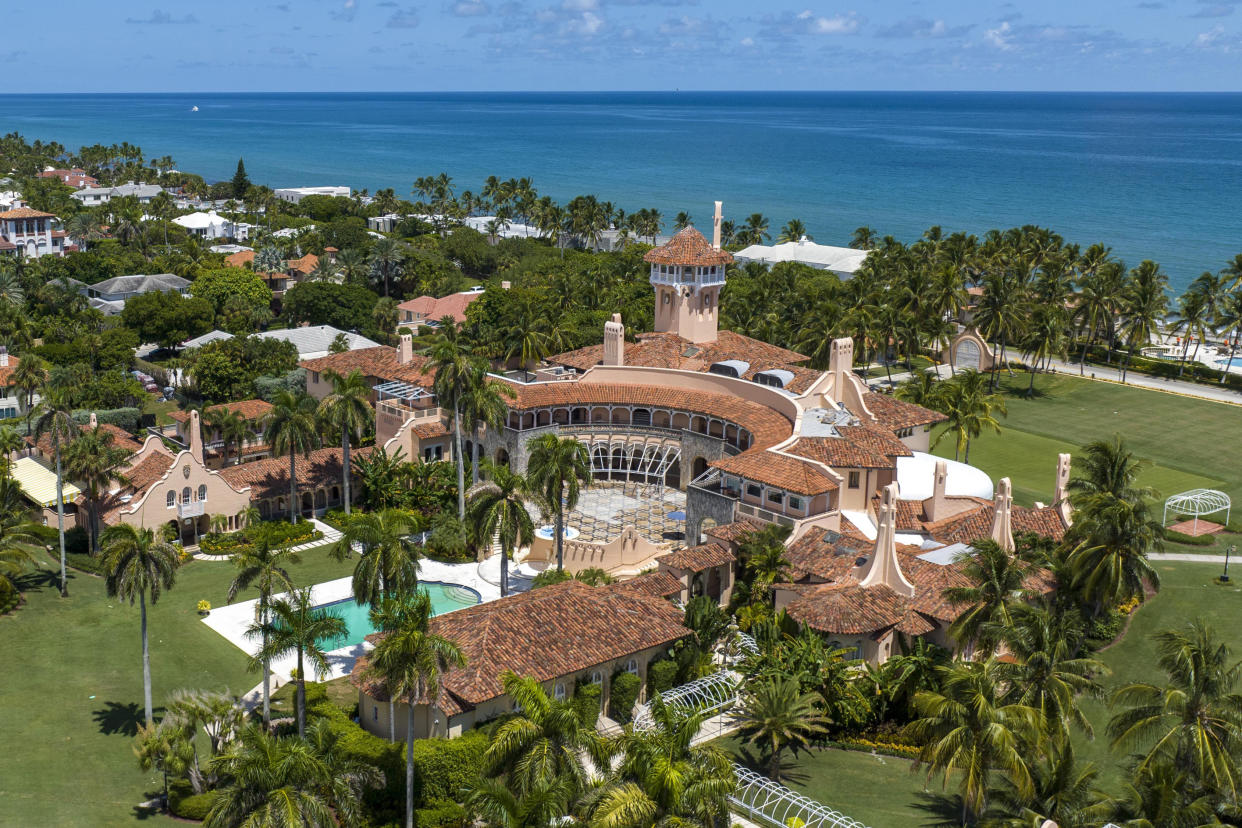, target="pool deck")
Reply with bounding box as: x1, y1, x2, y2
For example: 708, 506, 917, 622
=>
203, 556, 515, 702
